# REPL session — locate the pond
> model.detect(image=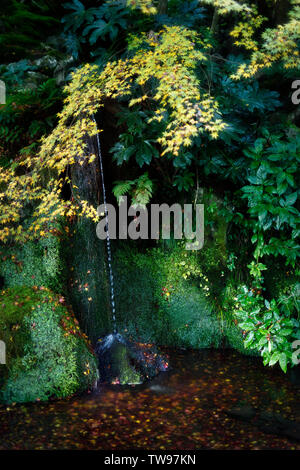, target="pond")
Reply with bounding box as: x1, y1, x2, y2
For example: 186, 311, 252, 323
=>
0, 349, 299, 450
